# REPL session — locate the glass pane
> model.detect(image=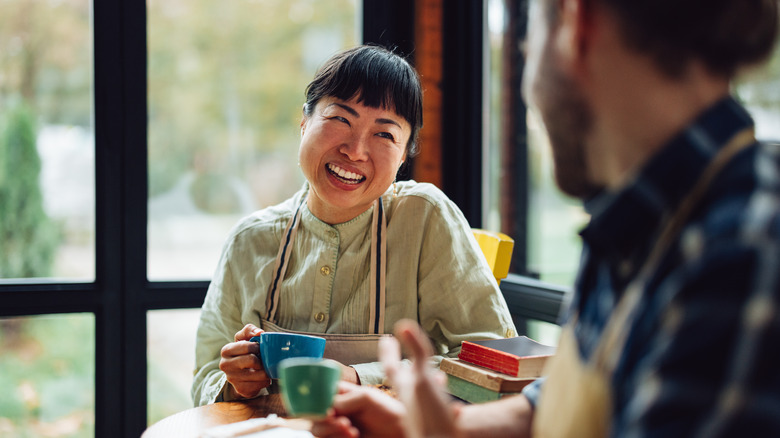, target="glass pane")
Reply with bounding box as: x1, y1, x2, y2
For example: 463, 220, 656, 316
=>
735, 43, 780, 141
147, 0, 360, 280
484, 0, 505, 232
526, 319, 561, 347
526, 111, 586, 287
0, 314, 95, 437
484, 0, 583, 287
0, 0, 95, 281
147, 308, 201, 425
